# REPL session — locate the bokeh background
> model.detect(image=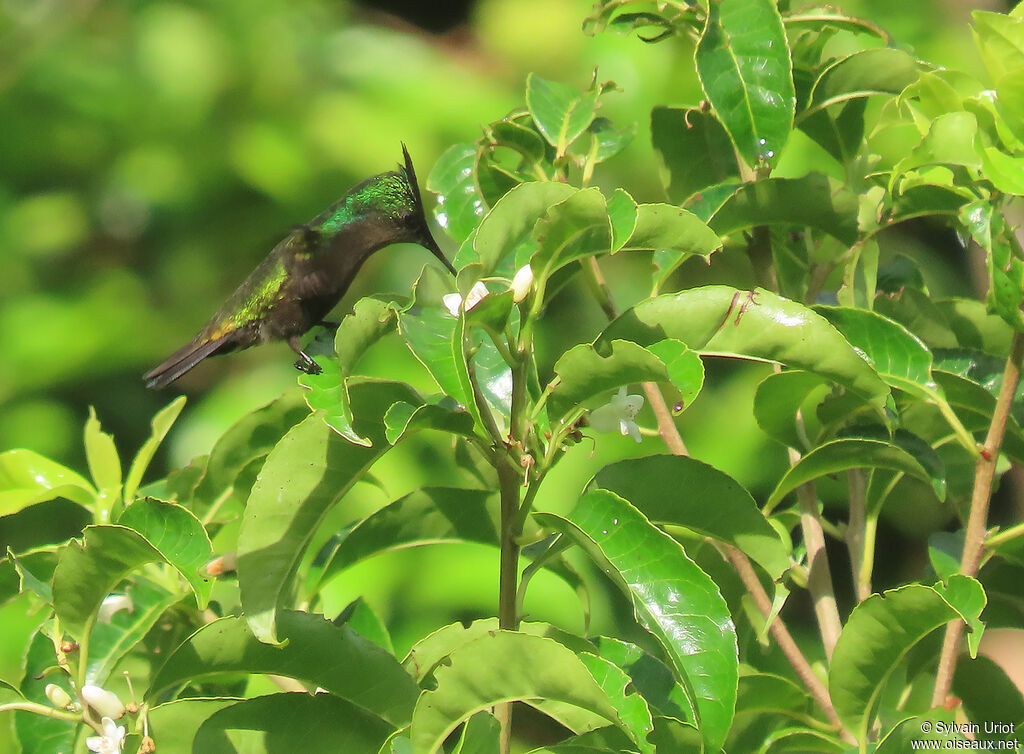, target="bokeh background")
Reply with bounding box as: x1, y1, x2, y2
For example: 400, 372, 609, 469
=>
0, 0, 1017, 748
